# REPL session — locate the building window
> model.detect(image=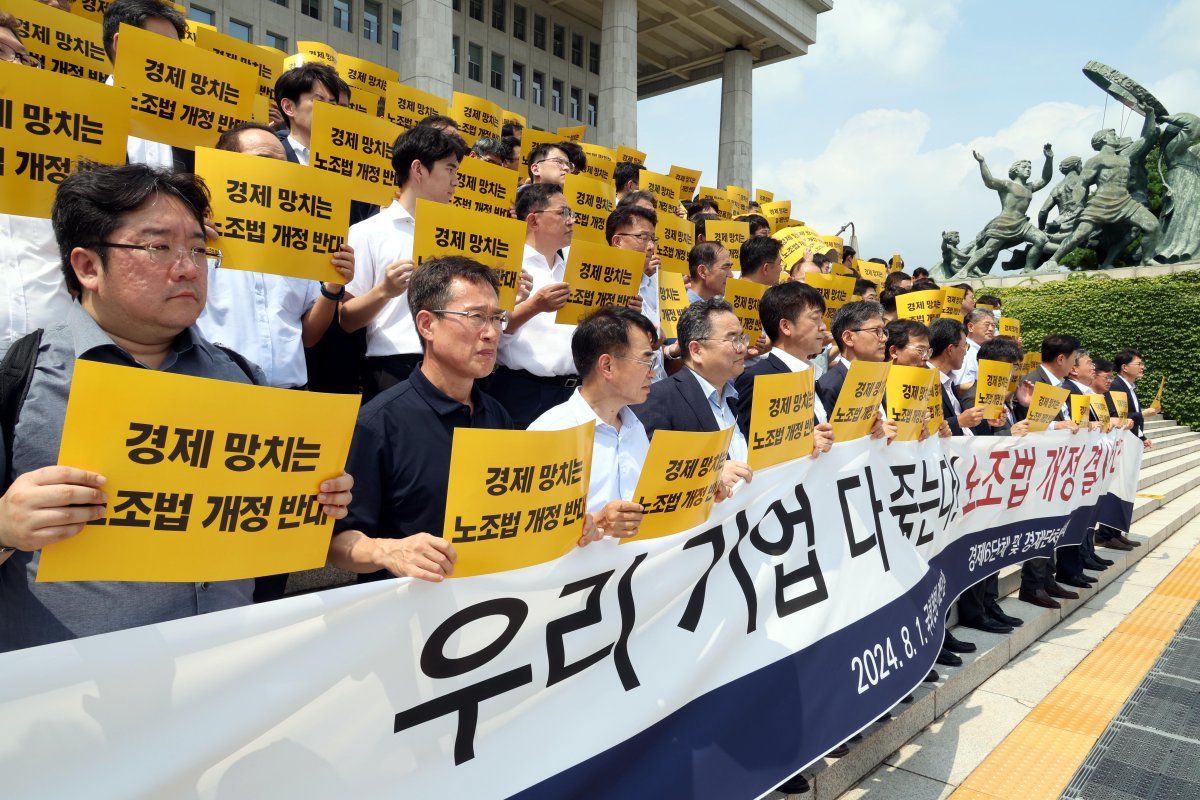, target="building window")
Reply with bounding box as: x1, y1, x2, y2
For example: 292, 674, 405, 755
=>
229, 19, 252, 42
552, 24, 564, 59
333, 0, 351, 31
513, 4, 526, 41
467, 42, 482, 82
268, 0, 287, 6
533, 14, 546, 50
301, 0, 320, 20
589, 42, 600, 74
491, 0, 505, 31
452, 35, 460, 74
490, 52, 504, 91
469, 0, 483, 22
363, 1, 381, 42
453, 0, 460, 10
571, 33, 582, 67
391, 9, 402, 50
187, 6, 214, 25
551, 79, 562, 113
511, 62, 524, 99
532, 70, 544, 106
266, 31, 288, 50
569, 86, 580, 120
587, 94, 597, 127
